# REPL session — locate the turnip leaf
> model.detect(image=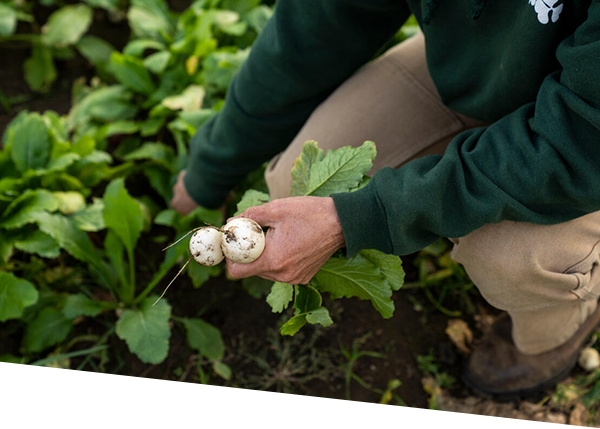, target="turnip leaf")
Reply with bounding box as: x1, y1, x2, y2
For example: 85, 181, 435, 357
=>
102, 178, 144, 256
305, 307, 333, 327
293, 284, 321, 314
290, 140, 324, 197
24, 45, 57, 93
97, 121, 139, 140
14, 230, 60, 259
76, 35, 115, 66
314, 254, 395, 319
9, 113, 50, 173
68, 85, 138, 128
116, 296, 171, 364
34, 212, 107, 277
23, 308, 72, 353
360, 249, 405, 292
110, 52, 156, 95
290, 141, 376, 198
235, 189, 270, 216
0, 190, 58, 229
0, 4, 17, 37
123, 39, 167, 57
143, 166, 173, 205
303, 141, 376, 197
127, 0, 176, 42
144, 51, 172, 74
123, 142, 175, 169
53, 191, 86, 215
243, 5, 273, 33
266, 282, 293, 313
181, 318, 224, 361
41, 5, 93, 47
280, 306, 332, 335
213, 361, 232, 380
201, 49, 250, 92
69, 198, 106, 232
0, 272, 38, 322
162, 85, 205, 112
280, 315, 307, 336
62, 294, 105, 319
